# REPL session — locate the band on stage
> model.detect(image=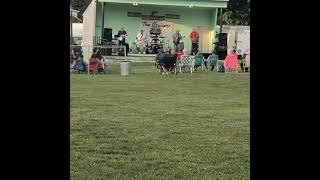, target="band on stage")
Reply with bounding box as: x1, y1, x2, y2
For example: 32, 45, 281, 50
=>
113, 26, 199, 55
